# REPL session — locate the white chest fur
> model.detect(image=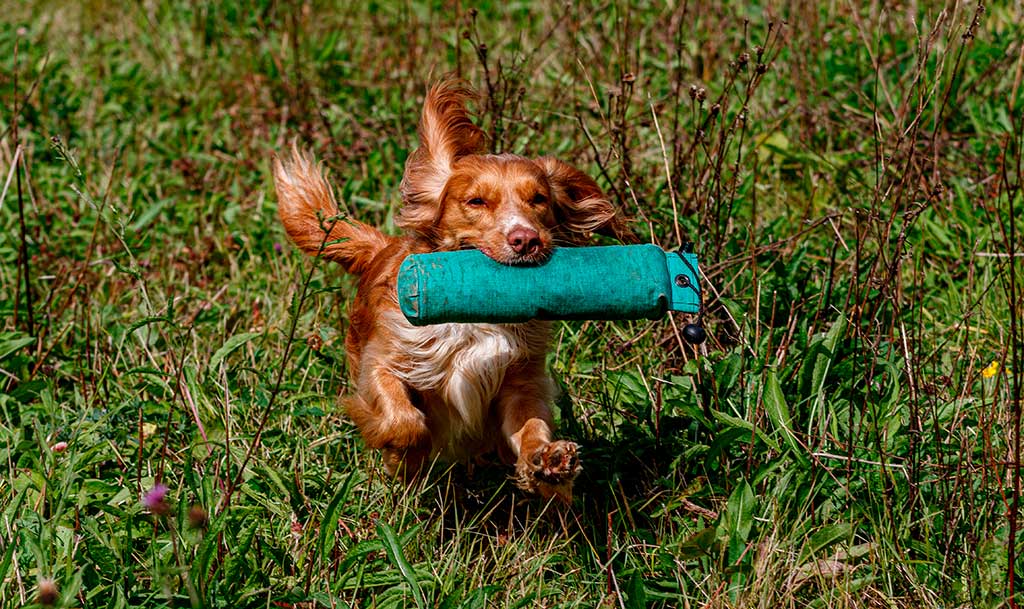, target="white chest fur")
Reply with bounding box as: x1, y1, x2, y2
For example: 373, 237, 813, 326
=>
383, 311, 548, 439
